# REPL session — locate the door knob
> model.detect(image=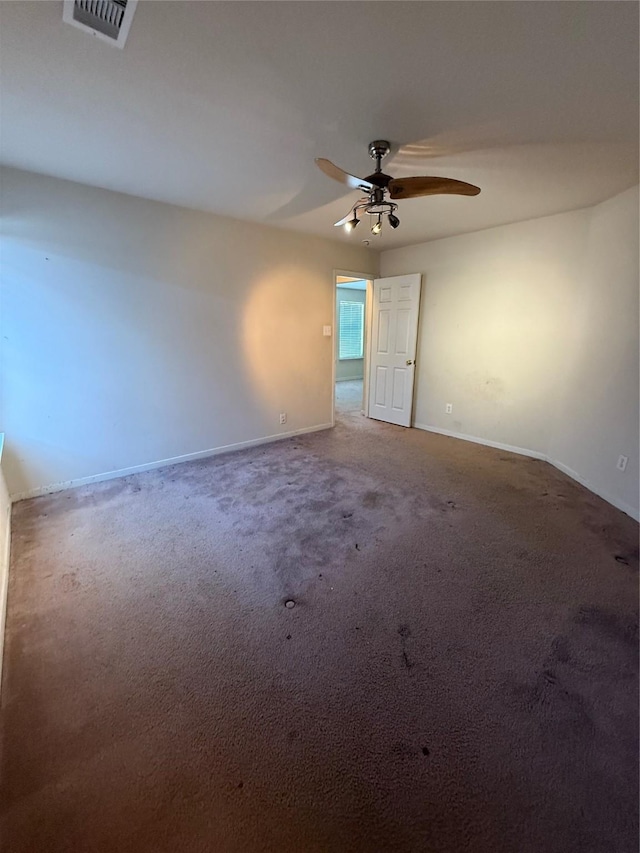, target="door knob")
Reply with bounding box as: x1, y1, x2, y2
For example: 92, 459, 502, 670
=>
406, 359, 414, 366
